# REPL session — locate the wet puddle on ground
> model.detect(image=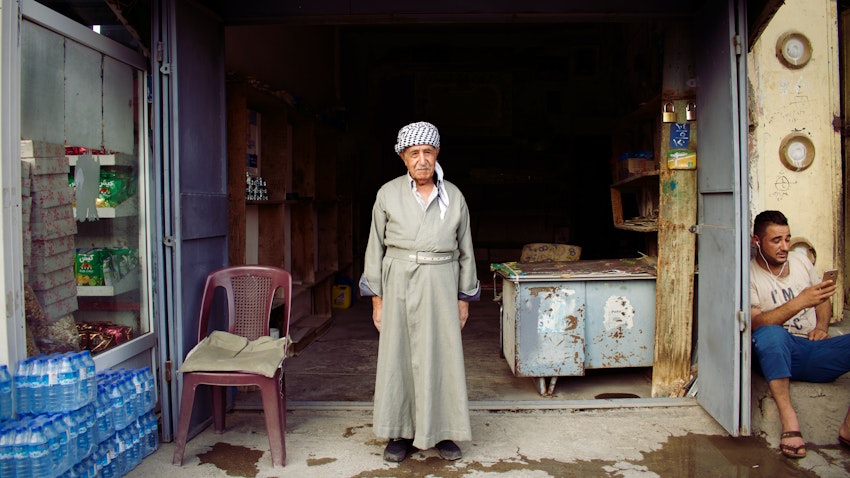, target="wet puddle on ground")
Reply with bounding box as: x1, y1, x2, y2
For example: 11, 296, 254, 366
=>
197, 442, 264, 477
343, 433, 821, 478
195, 432, 842, 477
